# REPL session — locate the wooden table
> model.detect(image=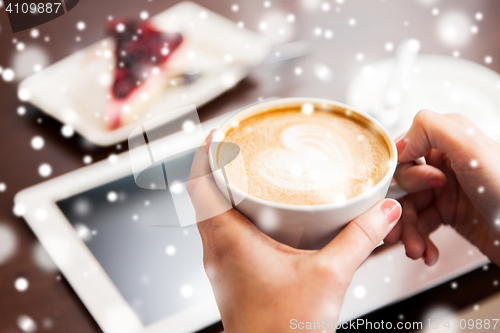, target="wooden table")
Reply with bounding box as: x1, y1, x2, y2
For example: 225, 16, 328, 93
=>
1, 0, 500, 332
